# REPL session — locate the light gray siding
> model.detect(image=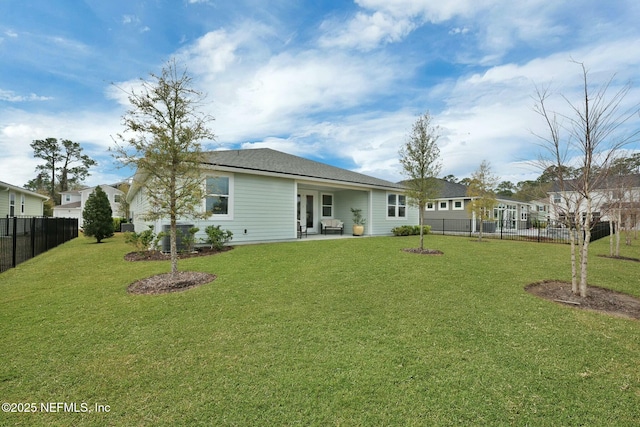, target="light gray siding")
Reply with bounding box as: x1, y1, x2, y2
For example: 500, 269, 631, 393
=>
369, 190, 417, 235
334, 189, 368, 233
1, 189, 45, 217
219, 173, 295, 243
